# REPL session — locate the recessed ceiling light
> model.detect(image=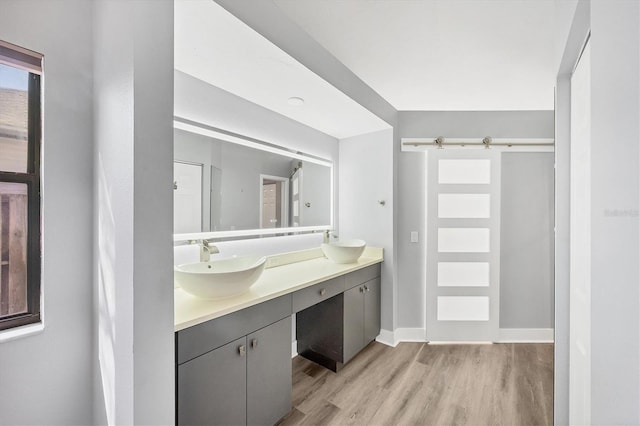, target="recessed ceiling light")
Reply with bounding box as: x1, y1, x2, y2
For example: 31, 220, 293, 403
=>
287, 96, 305, 106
